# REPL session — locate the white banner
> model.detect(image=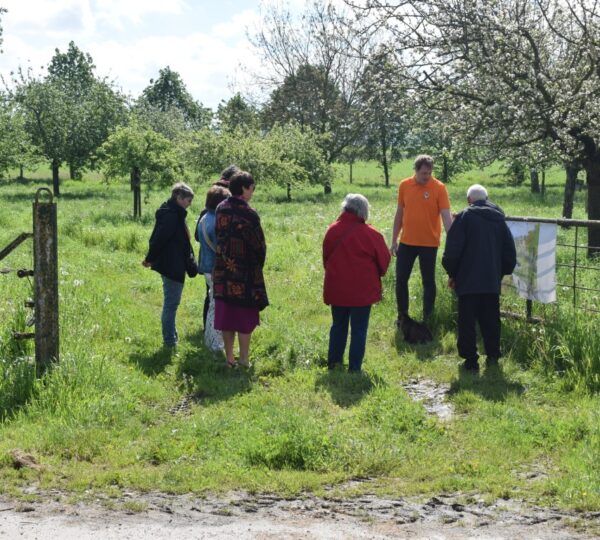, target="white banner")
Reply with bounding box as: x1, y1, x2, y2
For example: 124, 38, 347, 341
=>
506, 221, 557, 304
